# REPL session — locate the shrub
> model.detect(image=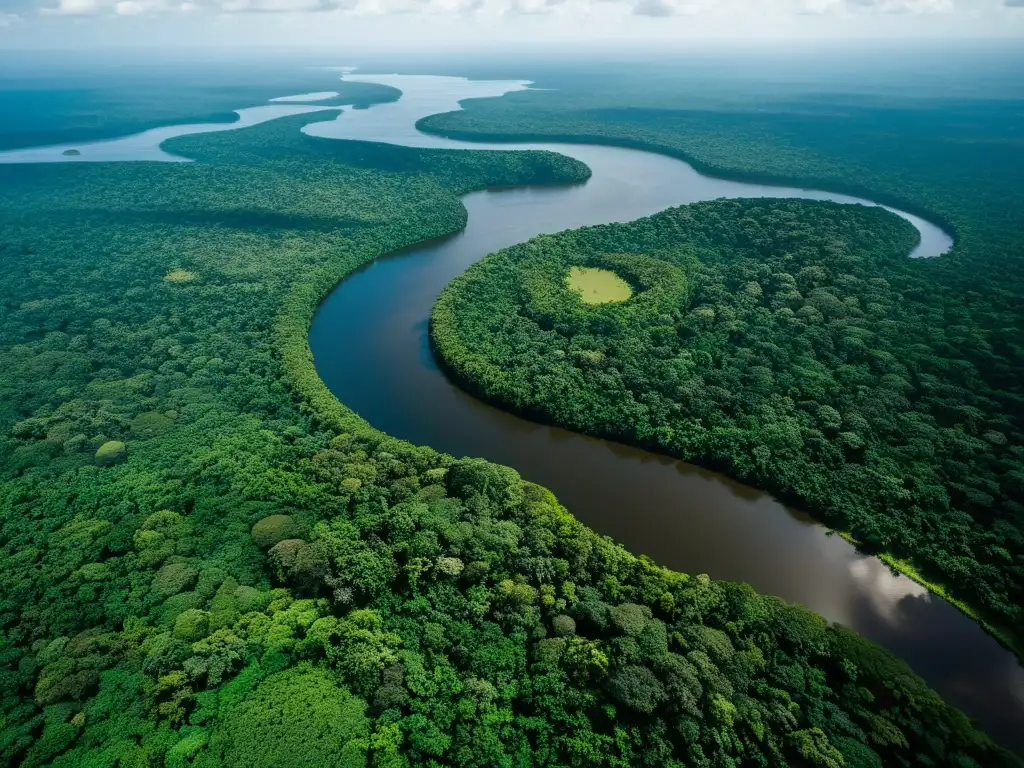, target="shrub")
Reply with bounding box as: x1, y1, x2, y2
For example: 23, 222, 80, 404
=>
173, 609, 211, 642
233, 586, 270, 614
267, 539, 308, 581
607, 665, 666, 714
34, 669, 99, 706
446, 458, 524, 511
534, 638, 567, 665
210, 665, 369, 768
251, 515, 298, 550
552, 615, 577, 637
152, 563, 199, 599
94, 440, 127, 466
158, 591, 203, 628
610, 603, 652, 637
435, 556, 464, 577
